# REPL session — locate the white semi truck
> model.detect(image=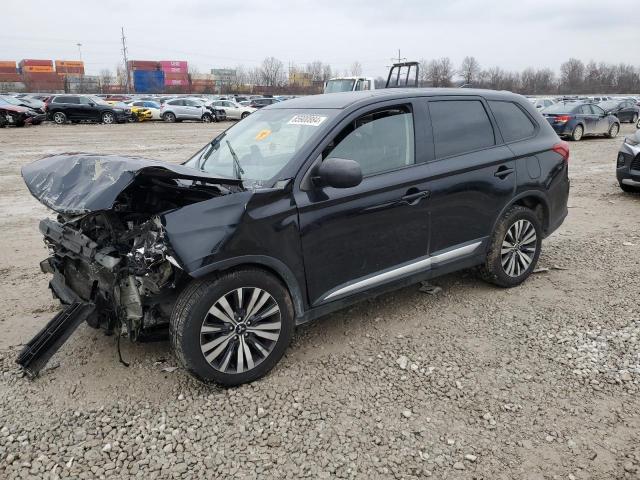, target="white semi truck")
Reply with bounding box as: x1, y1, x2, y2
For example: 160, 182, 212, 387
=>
323, 77, 376, 94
